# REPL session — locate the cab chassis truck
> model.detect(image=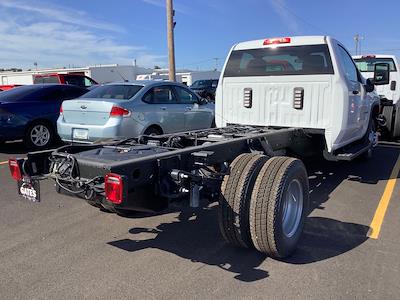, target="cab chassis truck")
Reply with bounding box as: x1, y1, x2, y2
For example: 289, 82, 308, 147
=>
8, 36, 389, 259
